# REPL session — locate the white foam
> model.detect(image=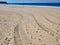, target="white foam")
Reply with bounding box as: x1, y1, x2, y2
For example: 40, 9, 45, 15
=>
0, 4, 60, 8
